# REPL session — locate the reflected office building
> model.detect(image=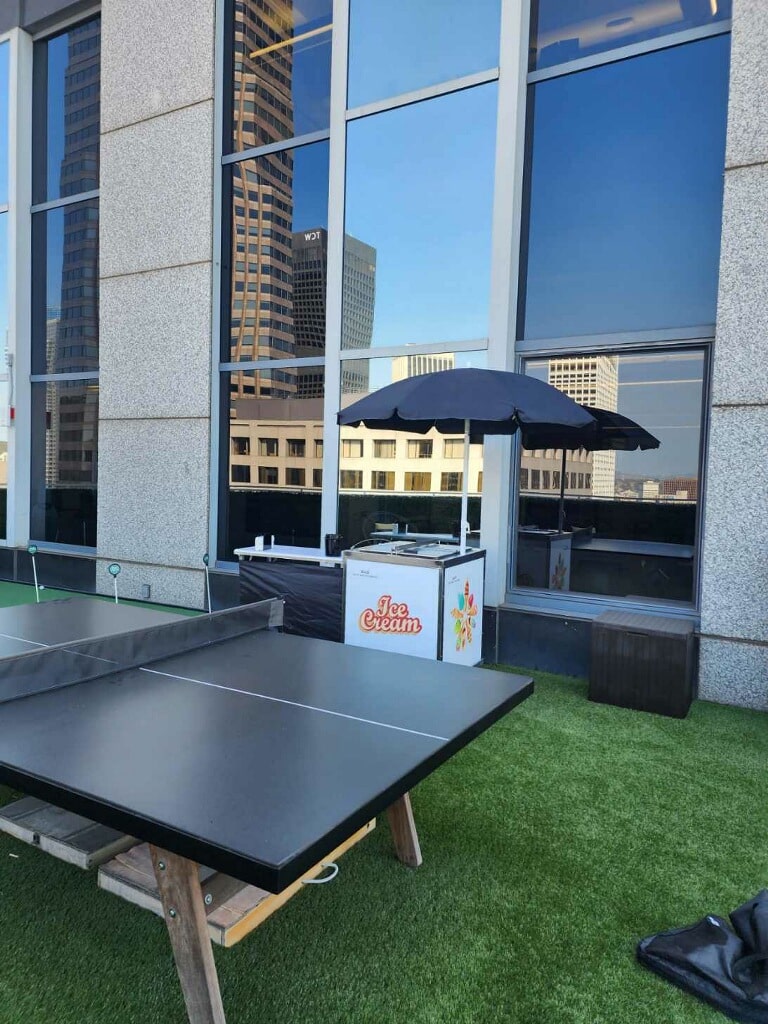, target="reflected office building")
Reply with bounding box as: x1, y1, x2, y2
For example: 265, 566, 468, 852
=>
226, 0, 378, 545
520, 355, 619, 501
31, 18, 100, 545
